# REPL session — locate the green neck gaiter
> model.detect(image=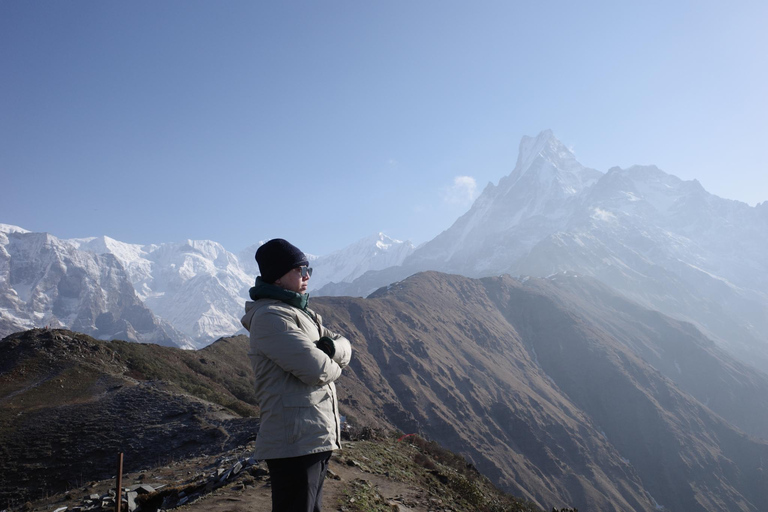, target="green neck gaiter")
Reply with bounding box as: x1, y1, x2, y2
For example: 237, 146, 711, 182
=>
249, 276, 309, 310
